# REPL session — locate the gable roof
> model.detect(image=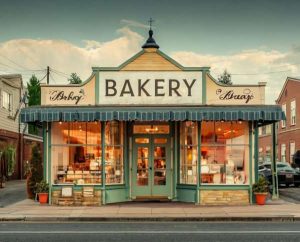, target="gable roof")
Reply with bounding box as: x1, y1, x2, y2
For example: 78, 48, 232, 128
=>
92, 49, 210, 72
276, 76, 300, 103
